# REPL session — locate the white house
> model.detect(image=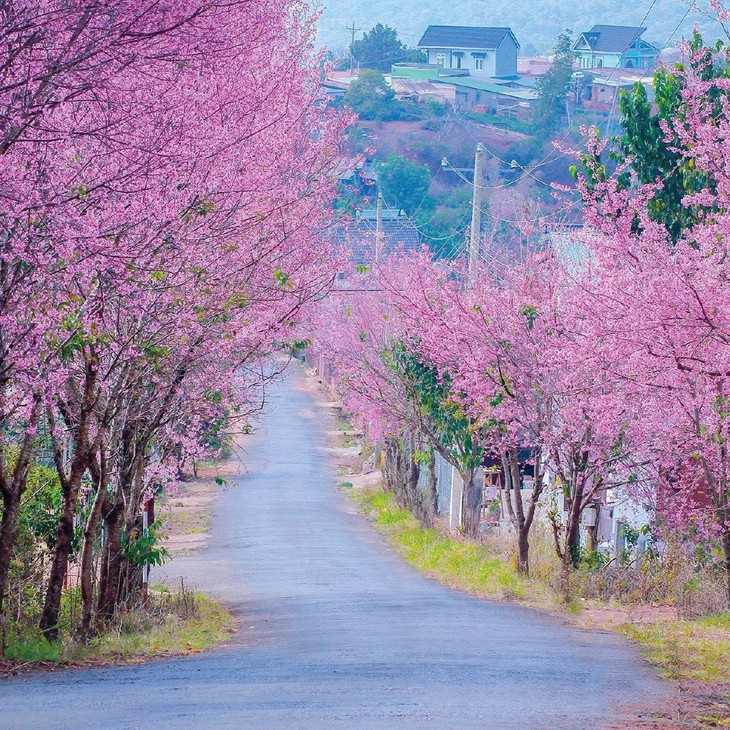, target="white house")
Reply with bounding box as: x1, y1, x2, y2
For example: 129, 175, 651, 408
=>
417, 25, 519, 79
